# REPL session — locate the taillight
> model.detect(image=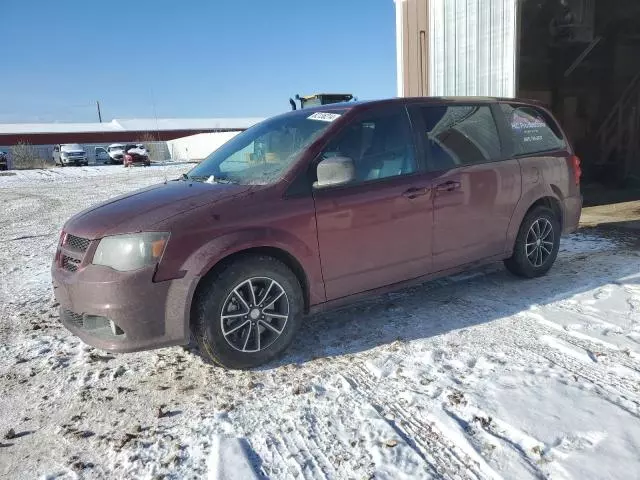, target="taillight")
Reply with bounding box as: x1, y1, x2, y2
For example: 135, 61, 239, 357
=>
571, 155, 582, 185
